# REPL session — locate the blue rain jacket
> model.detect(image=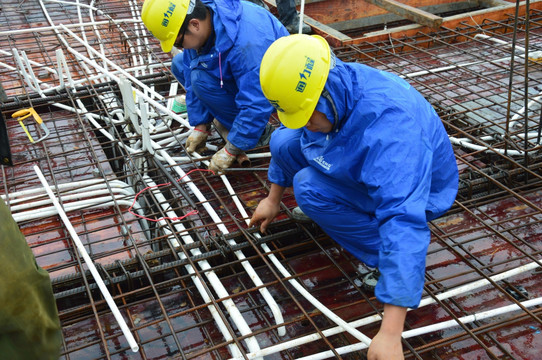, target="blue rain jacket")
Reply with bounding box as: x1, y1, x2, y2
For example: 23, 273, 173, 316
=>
268, 58, 458, 308
171, 0, 288, 150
